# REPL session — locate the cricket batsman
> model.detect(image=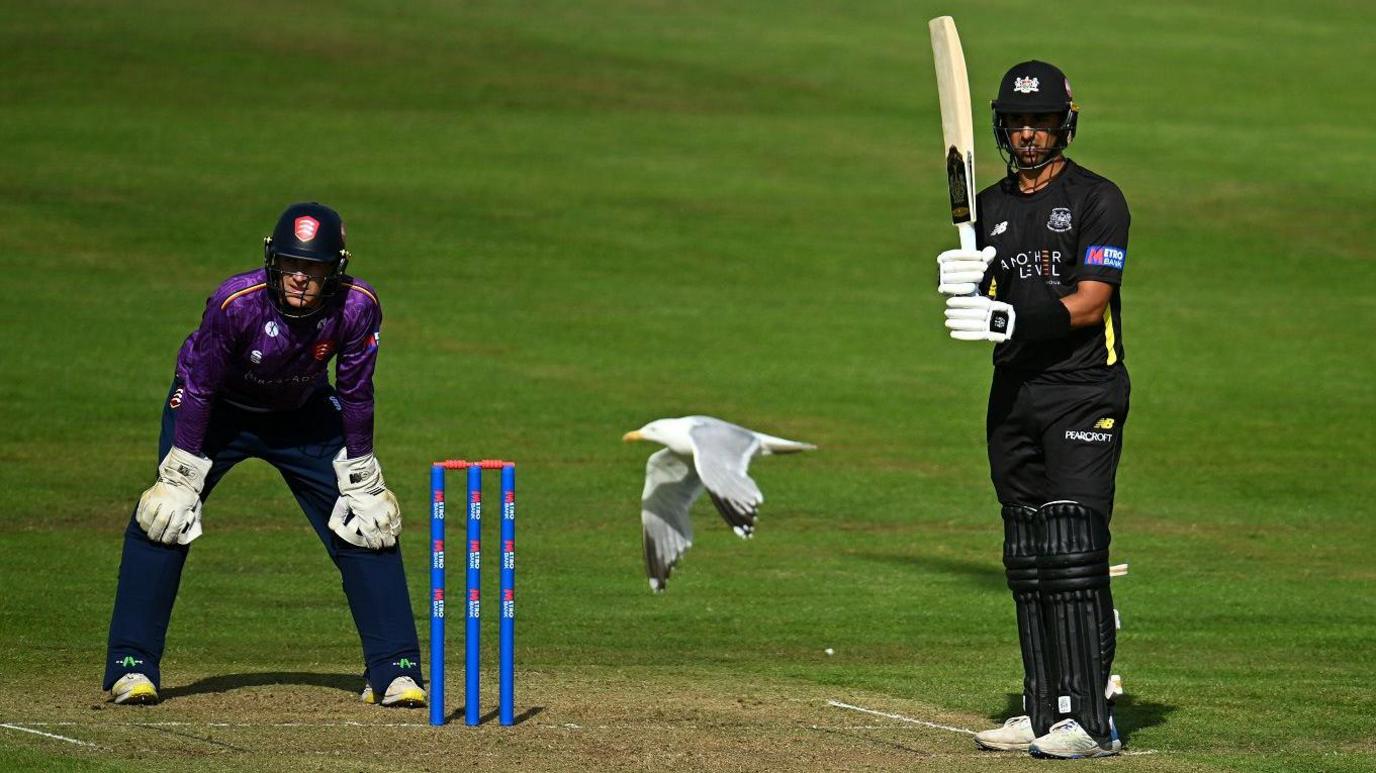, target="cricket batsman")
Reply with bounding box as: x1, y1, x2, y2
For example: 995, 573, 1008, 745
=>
937, 62, 1131, 758
103, 202, 426, 709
